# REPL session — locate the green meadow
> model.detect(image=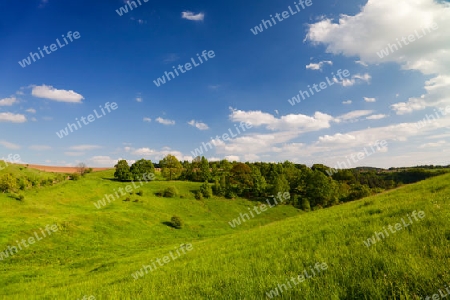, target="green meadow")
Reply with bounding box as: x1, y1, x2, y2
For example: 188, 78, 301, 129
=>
0, 166, 449, 299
